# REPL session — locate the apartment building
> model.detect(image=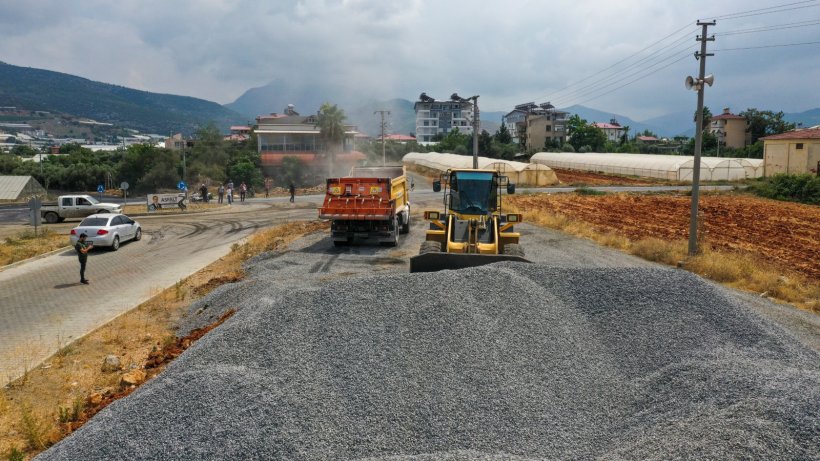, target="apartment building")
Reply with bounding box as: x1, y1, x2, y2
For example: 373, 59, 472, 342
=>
506, 102, 568, 151
709, 107, 749, 149
414, 93, 474, 145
